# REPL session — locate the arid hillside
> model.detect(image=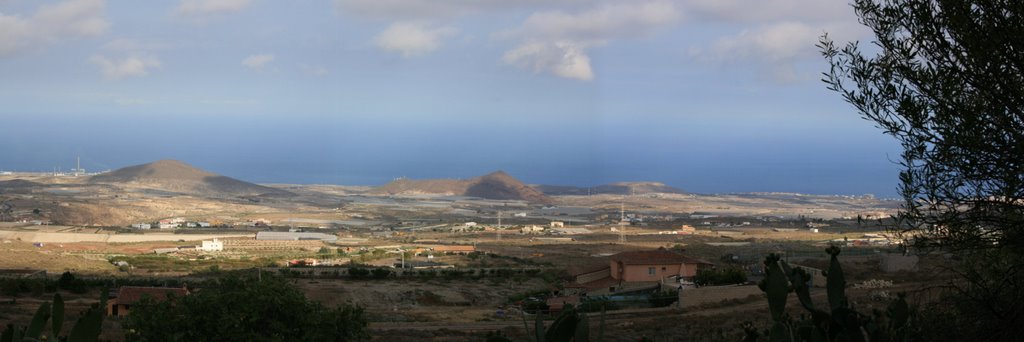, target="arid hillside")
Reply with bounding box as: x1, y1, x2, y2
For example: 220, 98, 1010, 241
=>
89, 159, 293, 198
370, 171, 553, 204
